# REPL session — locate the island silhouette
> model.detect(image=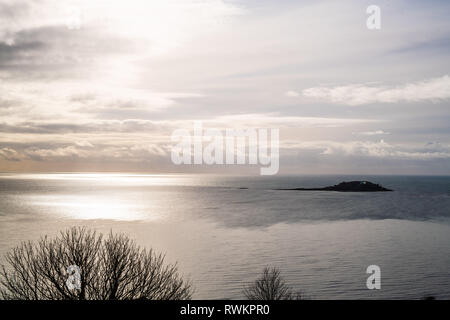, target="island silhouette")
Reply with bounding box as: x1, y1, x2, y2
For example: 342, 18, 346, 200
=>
276, 181, 392, 192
